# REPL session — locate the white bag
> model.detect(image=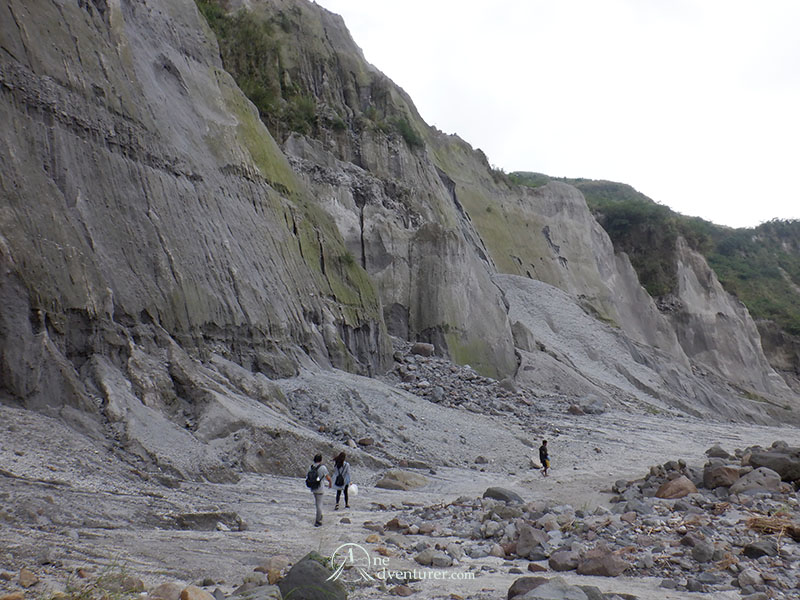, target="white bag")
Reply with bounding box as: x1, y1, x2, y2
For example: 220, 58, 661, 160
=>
349, 483, 359, 496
